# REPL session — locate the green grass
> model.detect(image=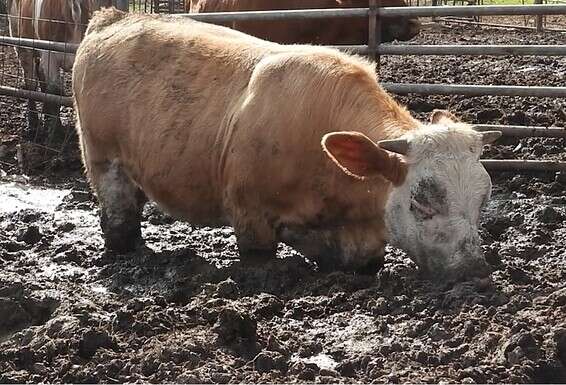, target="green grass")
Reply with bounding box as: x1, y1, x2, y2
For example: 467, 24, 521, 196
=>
482, 0, 540, 4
